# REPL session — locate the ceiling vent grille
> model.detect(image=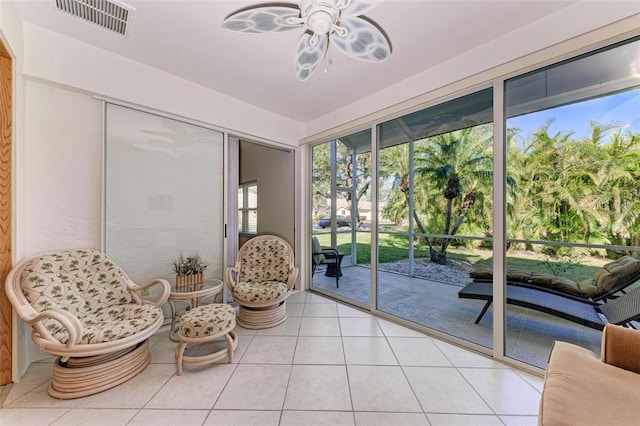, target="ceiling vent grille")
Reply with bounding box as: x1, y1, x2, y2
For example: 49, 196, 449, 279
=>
54, 0, 134, 37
